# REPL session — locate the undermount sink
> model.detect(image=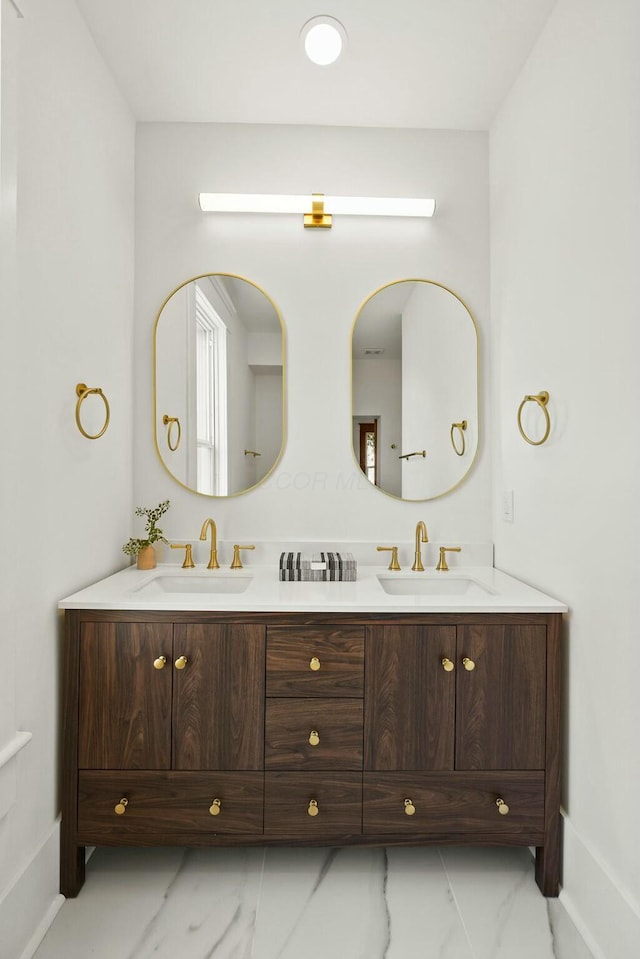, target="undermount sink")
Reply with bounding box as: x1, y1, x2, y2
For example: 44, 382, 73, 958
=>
134, 575, 253, 596
376, 574, 495, 596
